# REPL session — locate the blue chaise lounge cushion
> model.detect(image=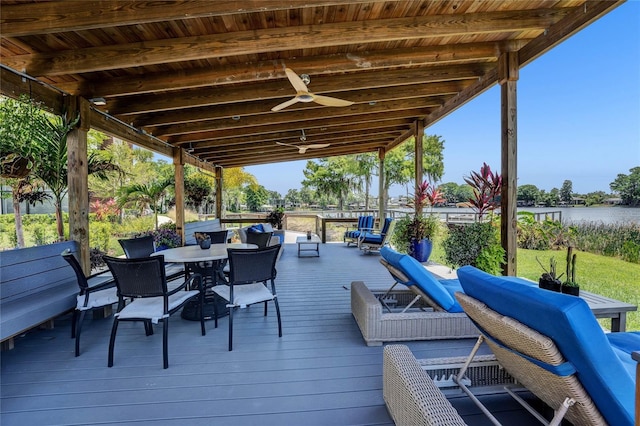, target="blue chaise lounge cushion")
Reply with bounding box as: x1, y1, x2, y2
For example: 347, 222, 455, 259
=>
457, 265, 635, 426
380, 246, 464, 313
